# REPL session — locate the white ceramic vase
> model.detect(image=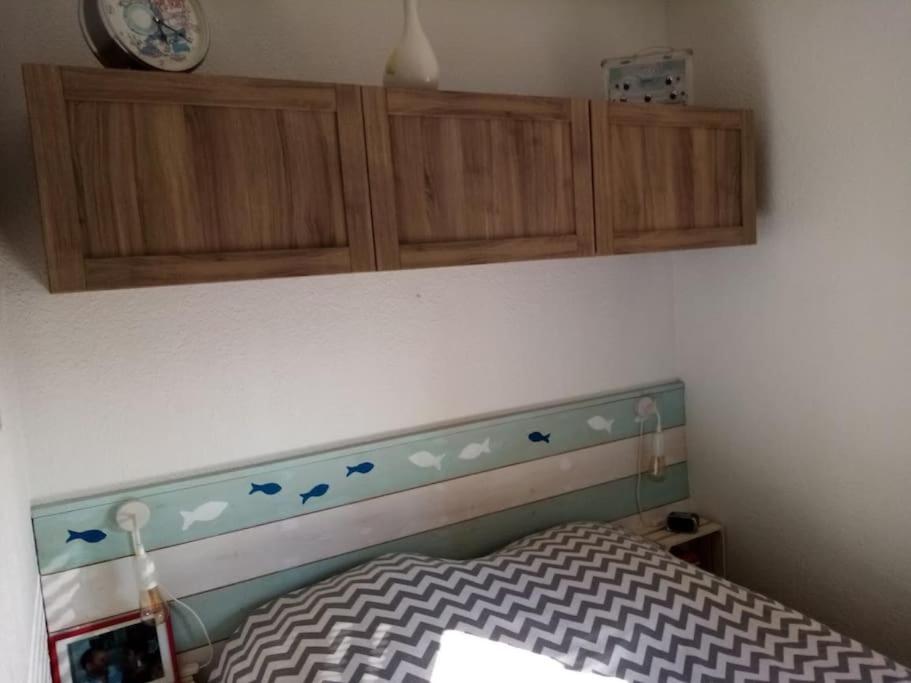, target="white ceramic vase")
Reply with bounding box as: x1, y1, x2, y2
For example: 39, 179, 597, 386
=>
384, 0, 440, 89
